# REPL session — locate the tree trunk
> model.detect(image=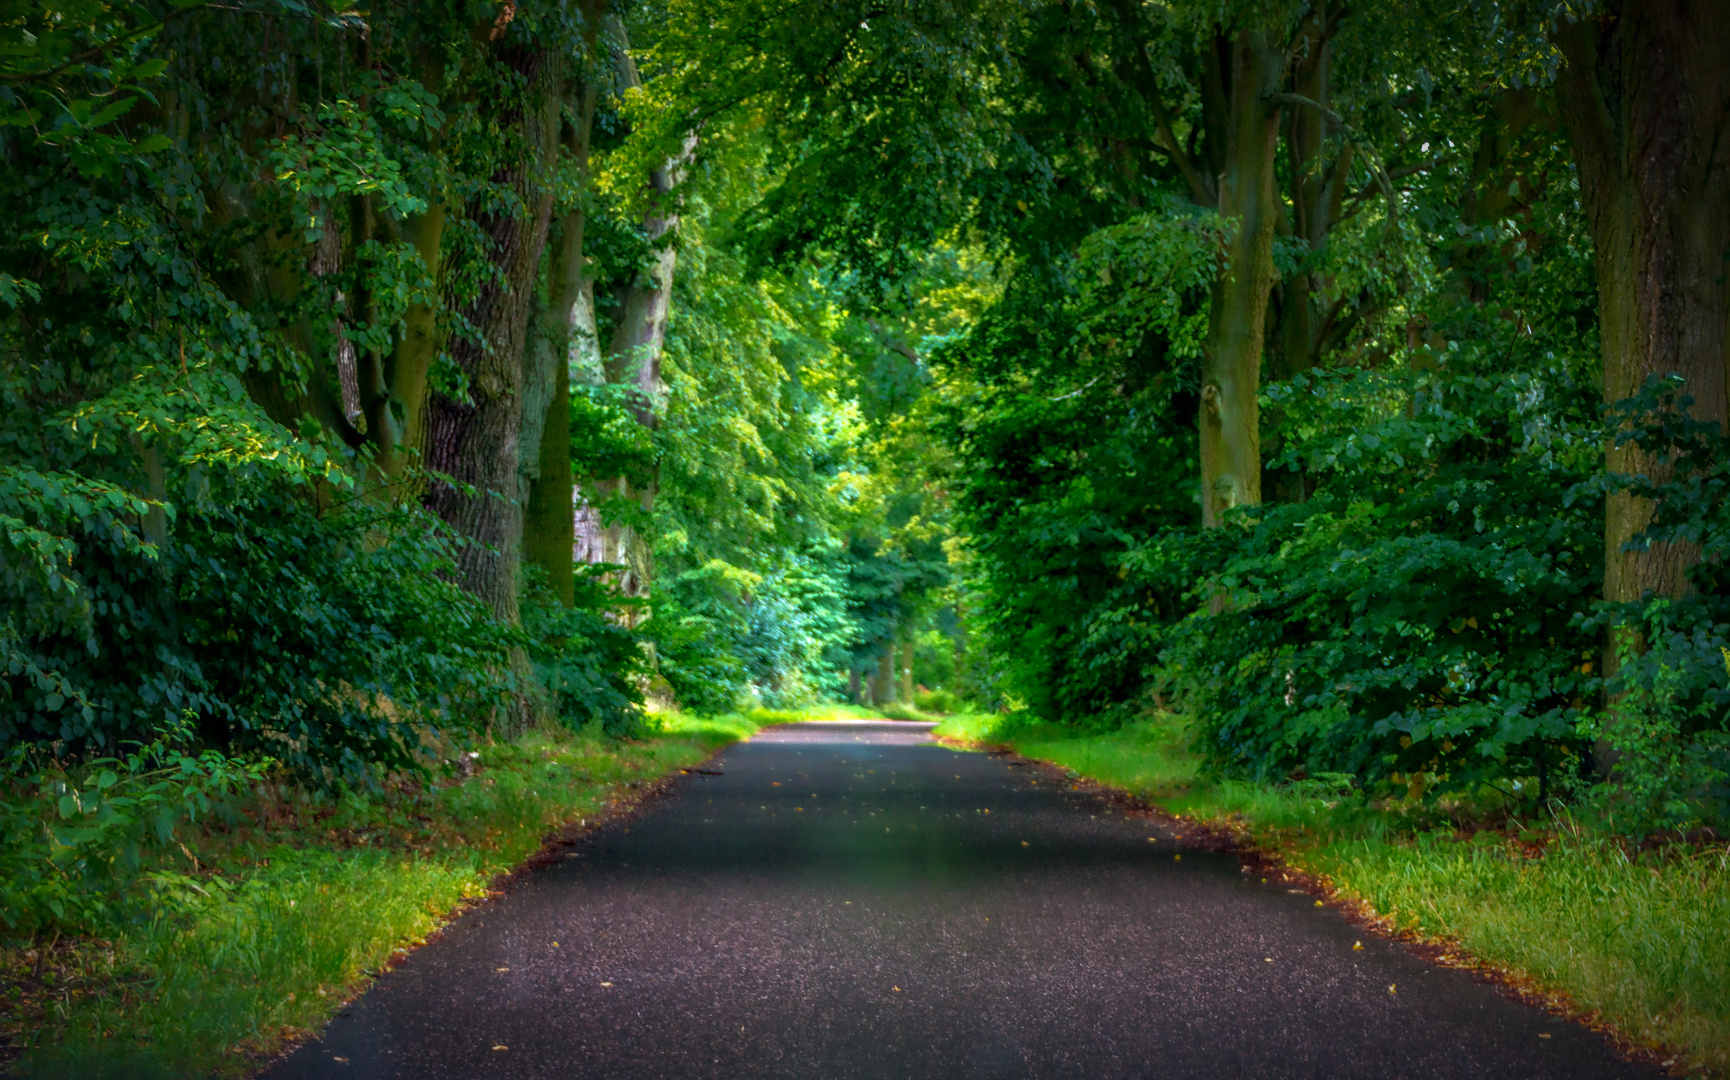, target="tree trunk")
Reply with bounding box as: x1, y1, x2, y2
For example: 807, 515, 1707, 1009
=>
523, 78, 601, 609
1555, 1, 1730, 771
1270, 7, 1347, 385
875, 643, 896, 705
575, 18, 697, 607
523, 355, 575, 605
1555, 4, 1730, 610
1198, 30, 1282, 527
422, 42, 563, 627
